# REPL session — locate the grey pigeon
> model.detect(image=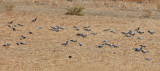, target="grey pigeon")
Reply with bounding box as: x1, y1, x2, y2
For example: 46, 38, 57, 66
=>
82, 34, 87, 38
134, 47, 142, 51
16, 42, 20, 45
52, 27, 58, 29
91, 32, 97, 35
56, 25, 61, 28
8, 25, 12, 28
14, 24, 17, 27
76, 33, 83, 36
121, 32, 127, 34
140, 45, 146, 48
138, 37, 143, 40
110, 30, 116, 33
8, 21, 13, 24
12, 28, 16, 31
79, 43, 83, 46
40, 26, 43, 29
53, 29, 59, 32
142, 50, 149, 53
62, 41, 69, 46
135, 27, 140, 31
29, 31, 33, 34
84, 29, 91, 31
138, 31, 144, 34
70, 40, 77, 42
98, 44, 104, 48
73, 26, 78, 28
20, 42, 25, 45
22, 36, 26, 39
84, 26, 90, 28
128, 30, 135, 36
113, 45, 118, 48
148, 30, 155, 34
3, 43, 10, 47
104, 40, 109, 42
18, 24, 23, 26
105, 43, 113, 47
125, 34, 131, 37
32, 18, 37, 22
104, 29, 110, 31
145, 58, 152, 61
76, 28, 79, 31
69, 55, 72, 58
